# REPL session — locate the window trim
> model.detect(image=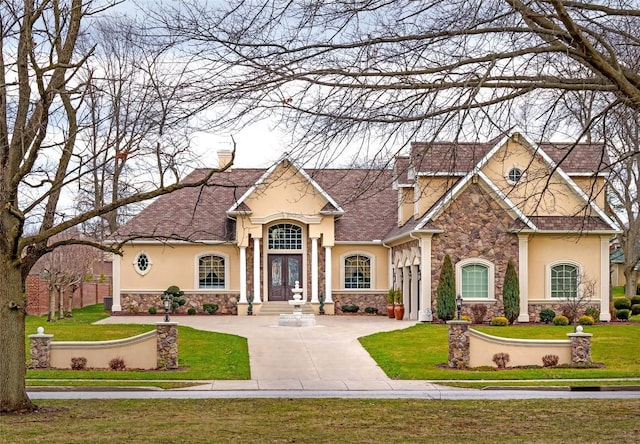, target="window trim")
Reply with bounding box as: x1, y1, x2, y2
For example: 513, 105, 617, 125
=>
546, 260, 582, 299
133, 251, 152, 276
505, 165, 525, 185
455, 258, 495, 300
195, 252, 230, 290
267, 223, 303, 252
340, 252, 375, 290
